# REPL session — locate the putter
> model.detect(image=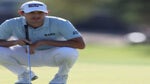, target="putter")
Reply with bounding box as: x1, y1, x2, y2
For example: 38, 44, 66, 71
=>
24, 25, 32, 84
